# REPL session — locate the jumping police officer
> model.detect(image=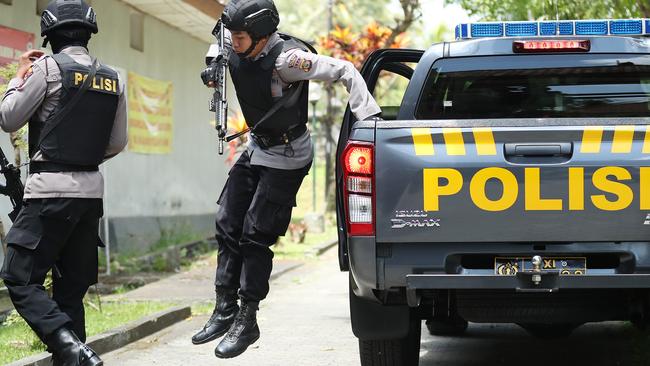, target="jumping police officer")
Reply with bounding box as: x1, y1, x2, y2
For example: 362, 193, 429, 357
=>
191, 0, 382, 359
0, 1, 127, 365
